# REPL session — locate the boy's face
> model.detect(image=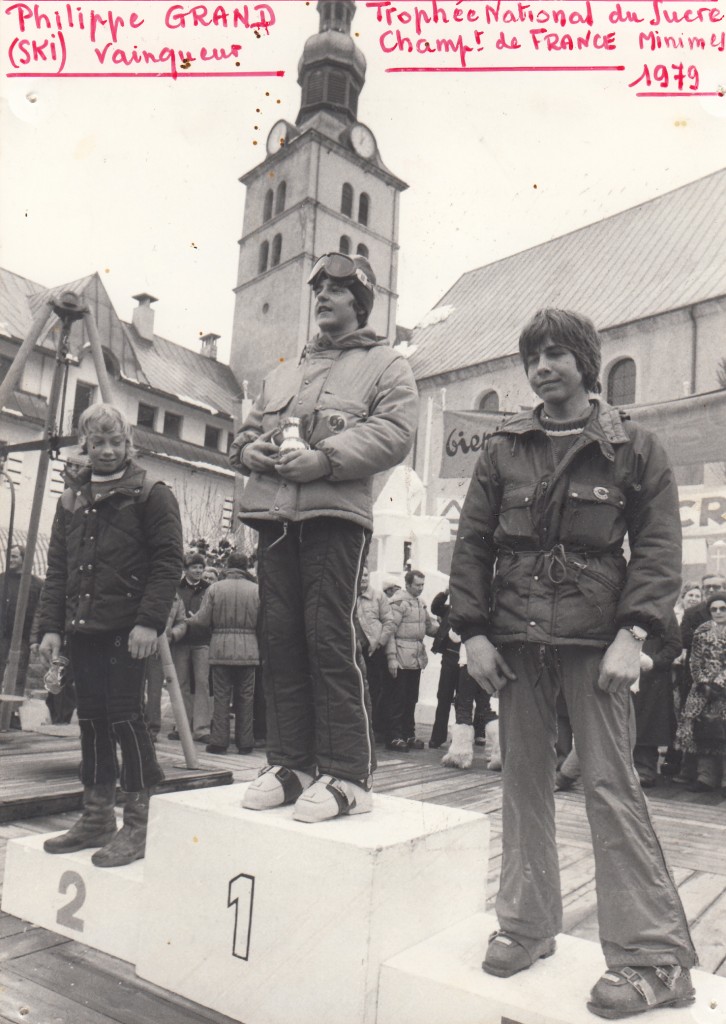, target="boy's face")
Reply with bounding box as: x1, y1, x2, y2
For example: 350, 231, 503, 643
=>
313, 275, 359, 338
86, 431, 128, 474
526, 338, 587, 412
